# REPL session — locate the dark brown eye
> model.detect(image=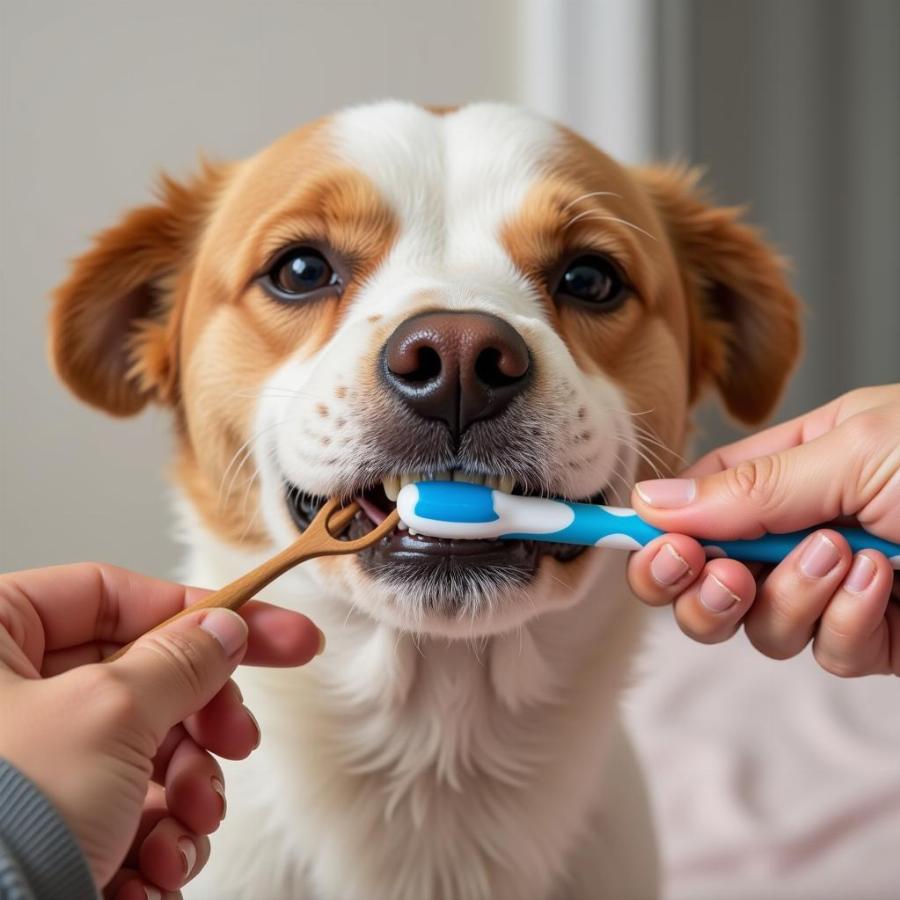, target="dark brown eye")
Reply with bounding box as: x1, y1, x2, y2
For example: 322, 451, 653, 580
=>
555, 255, 626, 309
266, 247, 339, 300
